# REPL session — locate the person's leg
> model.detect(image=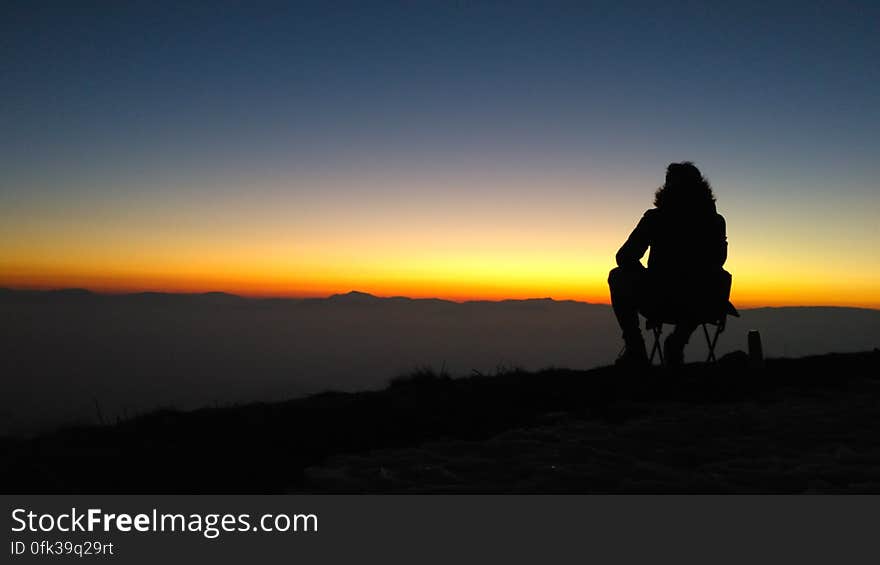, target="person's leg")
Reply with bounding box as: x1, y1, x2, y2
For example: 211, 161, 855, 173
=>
608, 265, 644, 338
608, 265, 648, 363
664, 321, 698, 366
